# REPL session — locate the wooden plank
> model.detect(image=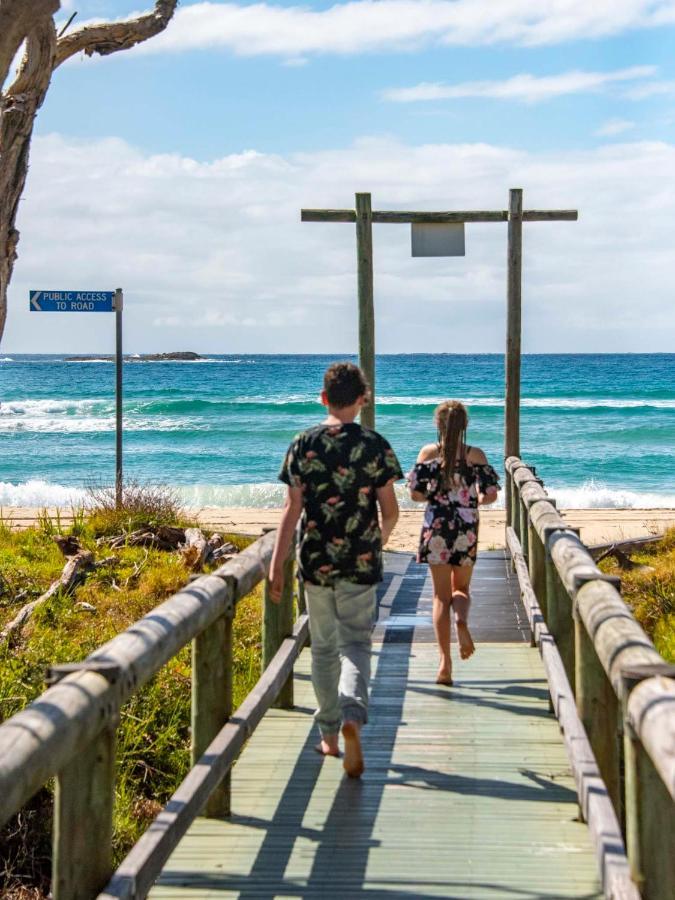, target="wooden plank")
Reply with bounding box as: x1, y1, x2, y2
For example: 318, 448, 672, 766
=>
100, 616, 310, 900
300, 208, 577, 225
150, 639, 603, 899
372, 210, 507, 223
504, 188, 522, 460
355, 191, 375, 429
0, 532, 275, 827
301, 208, 356, 223
149, 553, 605, 899
522, 209, 578, 221
506, 528, 637, 899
